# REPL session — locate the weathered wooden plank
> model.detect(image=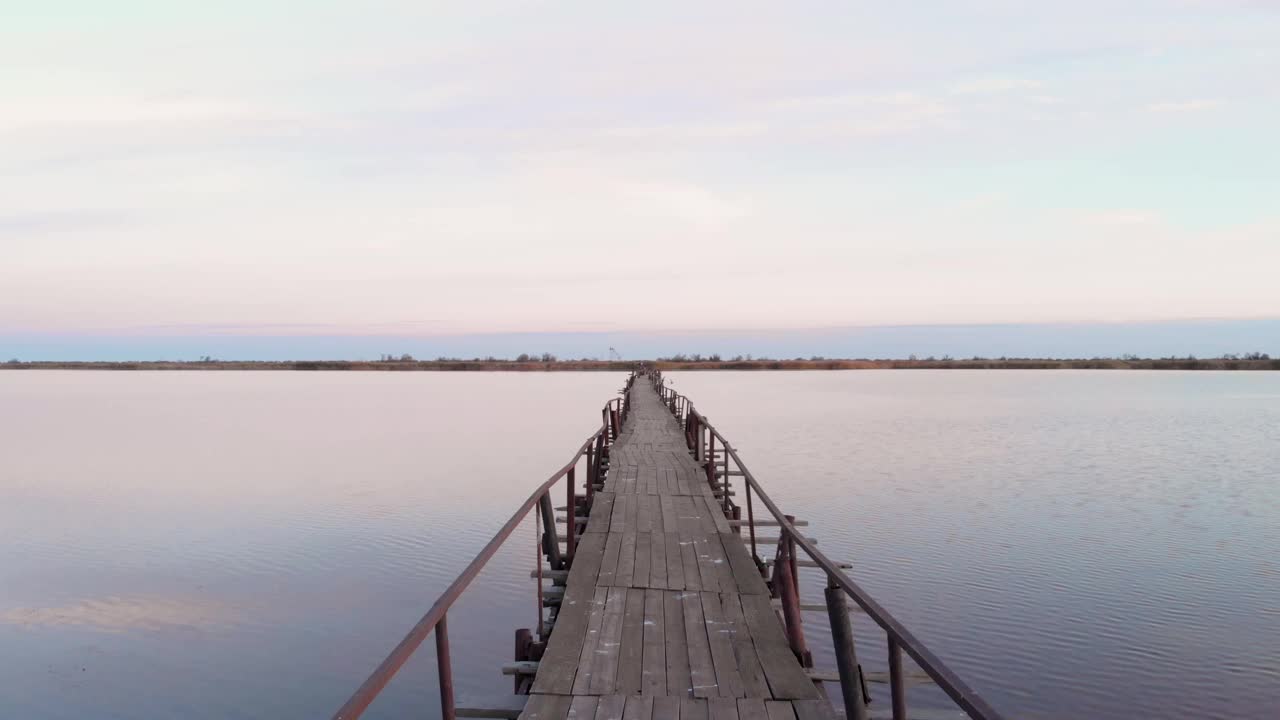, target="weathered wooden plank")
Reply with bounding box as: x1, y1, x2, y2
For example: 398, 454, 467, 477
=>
763, 701, 795, 720
569, 585, 611, 695
692, 535, 722, 594
611, 494, 631, 532
595, 696, 627, 720
648, 531, 667, 589
738, 594, 820, 700
665, 532, 685, 591
569, 696, 600, 720
790, 700, 835, 720
700, 592, 745, 698
598, 532, 623, 587
623, 695, 655, 720
720, 593, 771, 698
616, 529, 637, 588
641, 588, 667, 696
518, 694, 572, 720
589, 586, 629, 694
616, 588, 645, 694
705, 535, 736, 593
634, 532, 652, 590
682, 589, 718, 698
680, 533, 703, 592
720, 534, 768, 595
627, 486, 641, 528
637, 493, 655, 533
652, 696, 681, 720
660, 495, 679, 535
681, 698, 709, 720
674, 496, 699, 535
587, 494, 615, 533
641, 466, 658, 496
736, 699, 769, 720
708, 698, 739, 720
664, 588, 693, 697
701, 496, 733, 534
532, 533, 607, 694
